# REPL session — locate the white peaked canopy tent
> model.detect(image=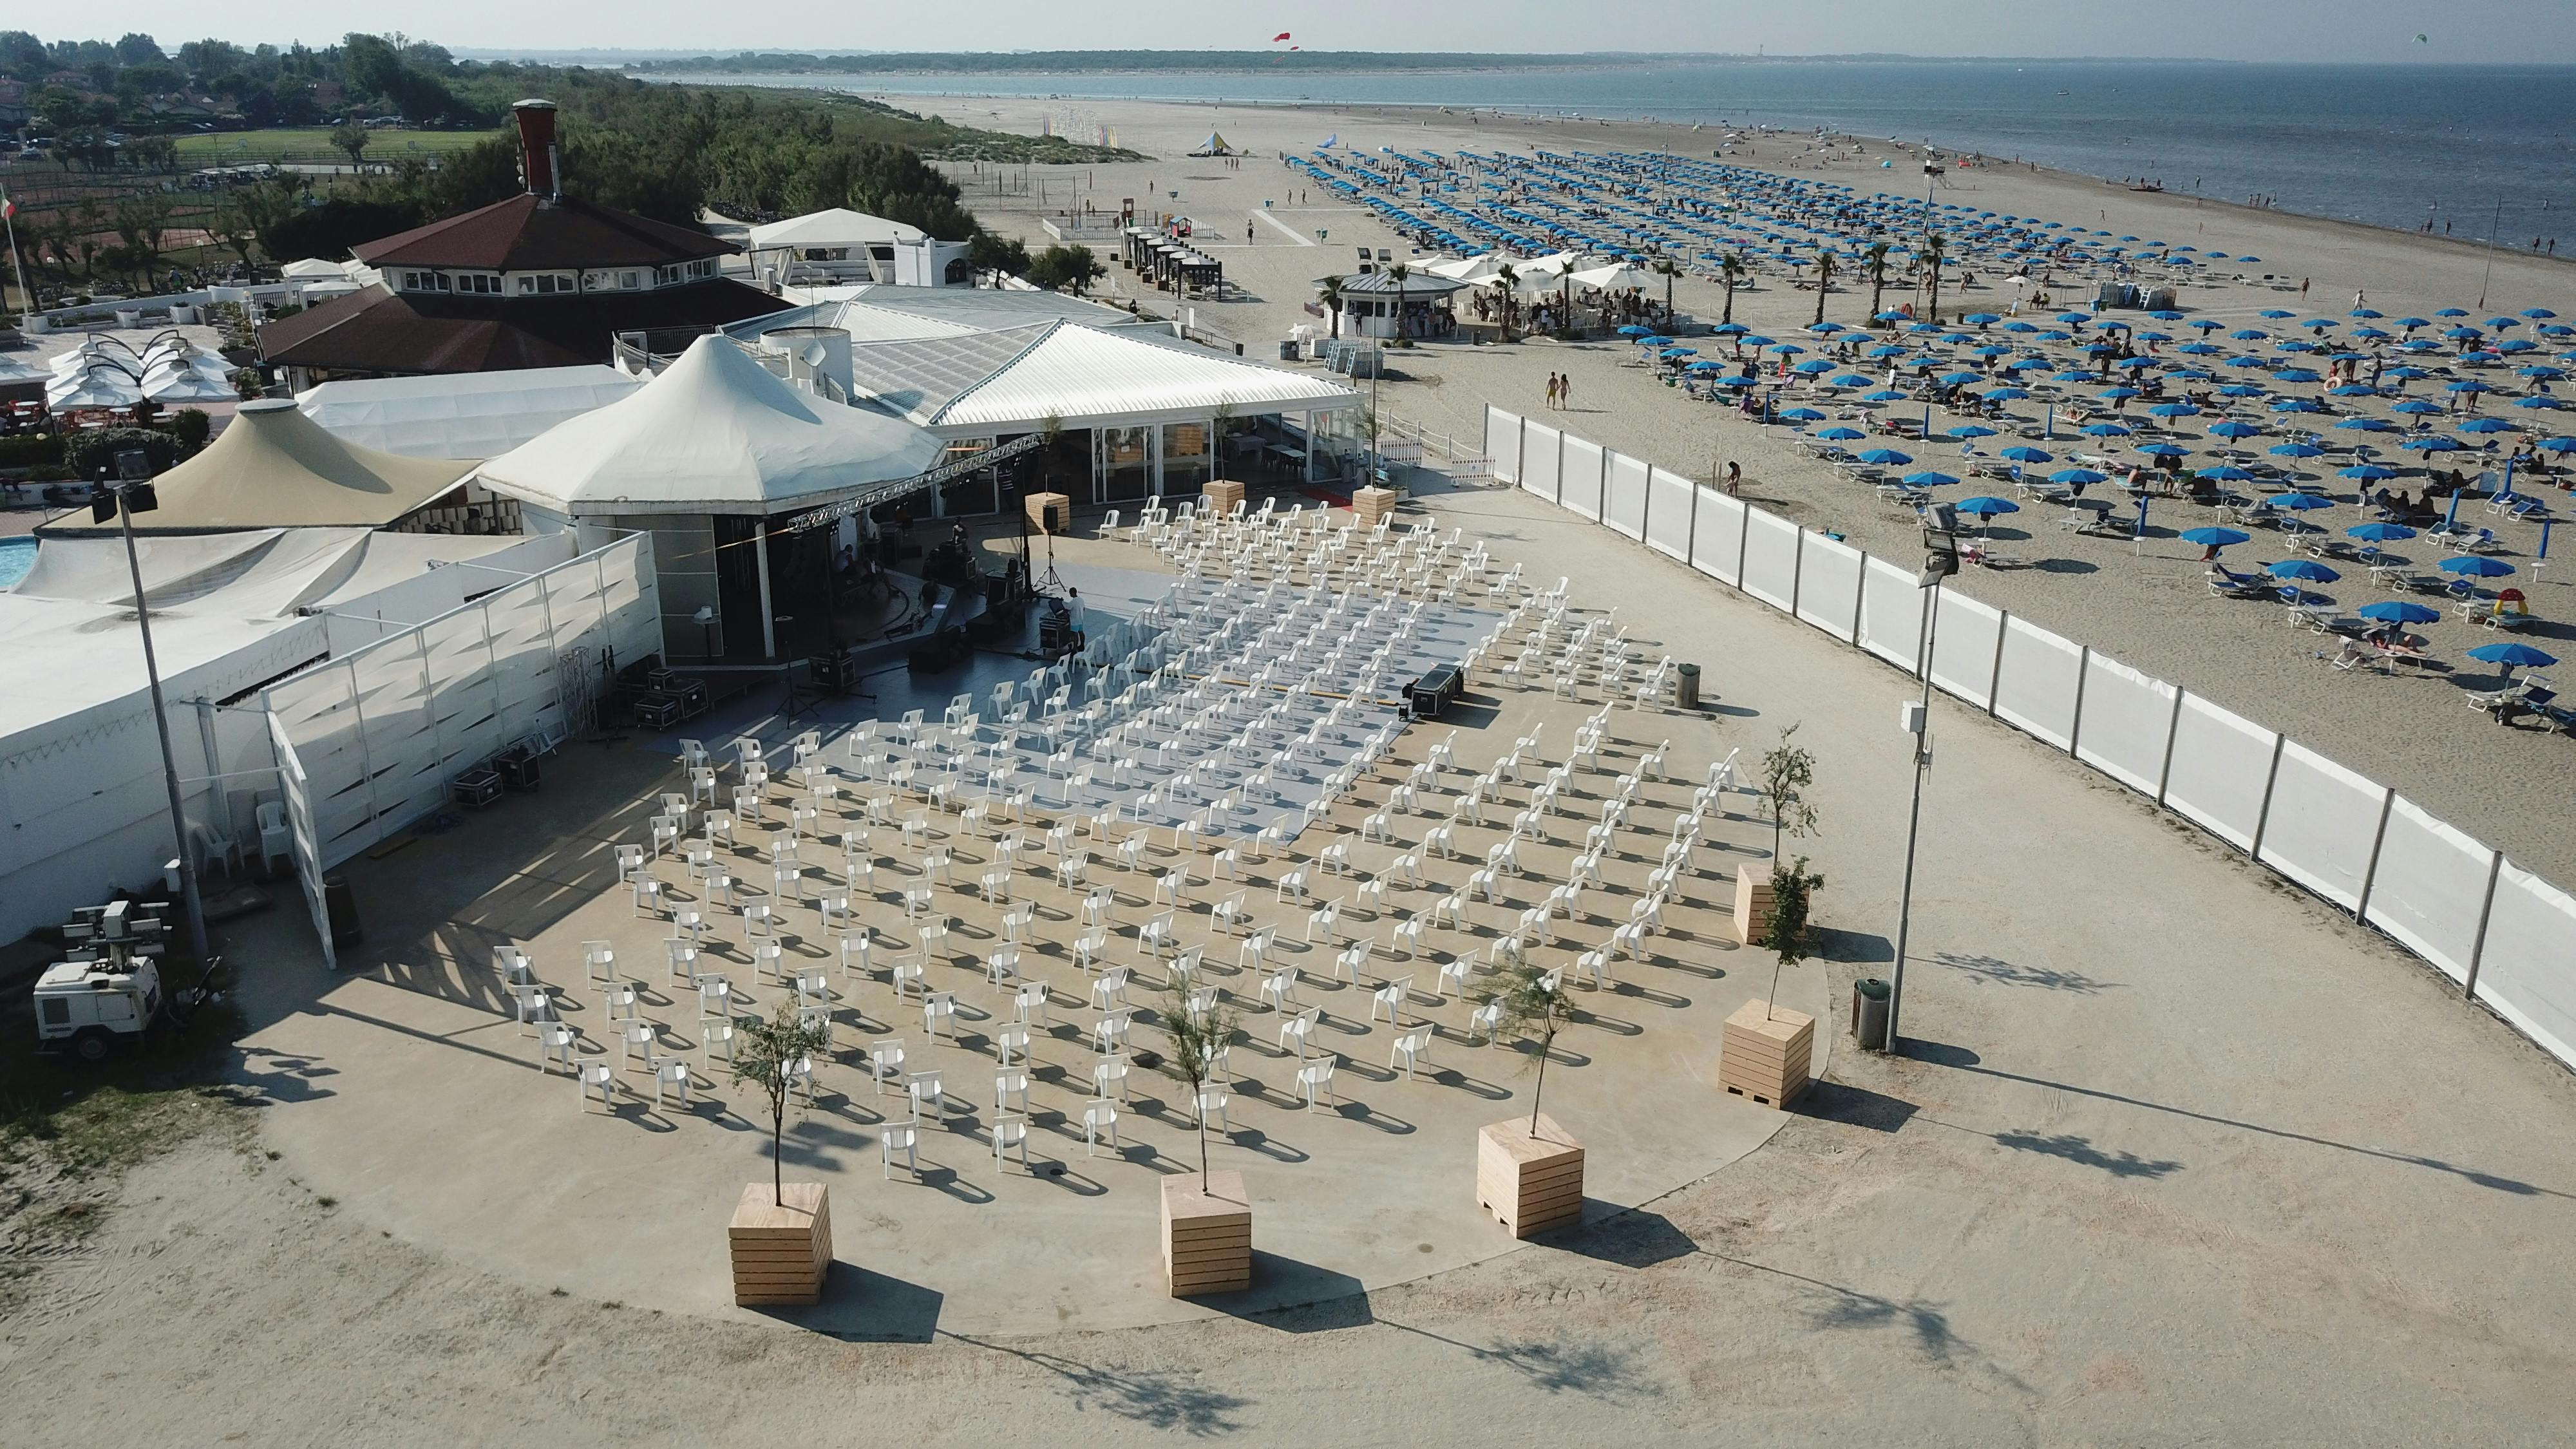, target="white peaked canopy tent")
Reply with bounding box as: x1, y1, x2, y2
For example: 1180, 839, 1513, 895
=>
477, 334, 947, 516
477, 334, 951, 659
44, 399, 475, 535
745, 207, 929, 251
